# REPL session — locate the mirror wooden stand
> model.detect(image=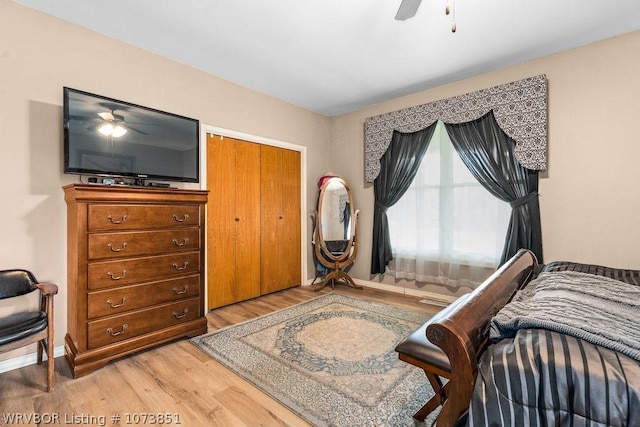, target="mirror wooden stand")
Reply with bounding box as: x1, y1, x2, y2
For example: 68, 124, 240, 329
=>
312, 176, 362, 292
